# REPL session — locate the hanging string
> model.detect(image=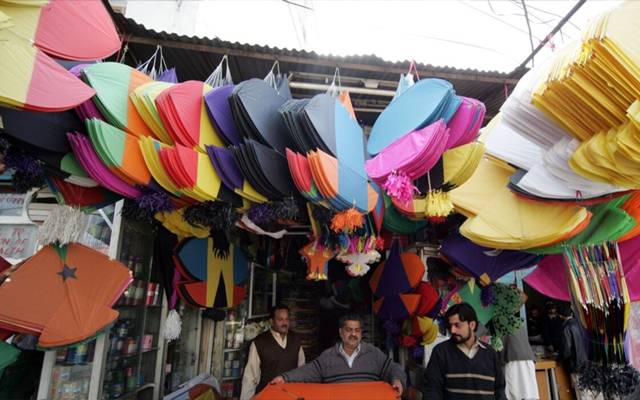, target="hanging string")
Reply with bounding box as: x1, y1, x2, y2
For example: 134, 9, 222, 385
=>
407, 60, 420, 80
